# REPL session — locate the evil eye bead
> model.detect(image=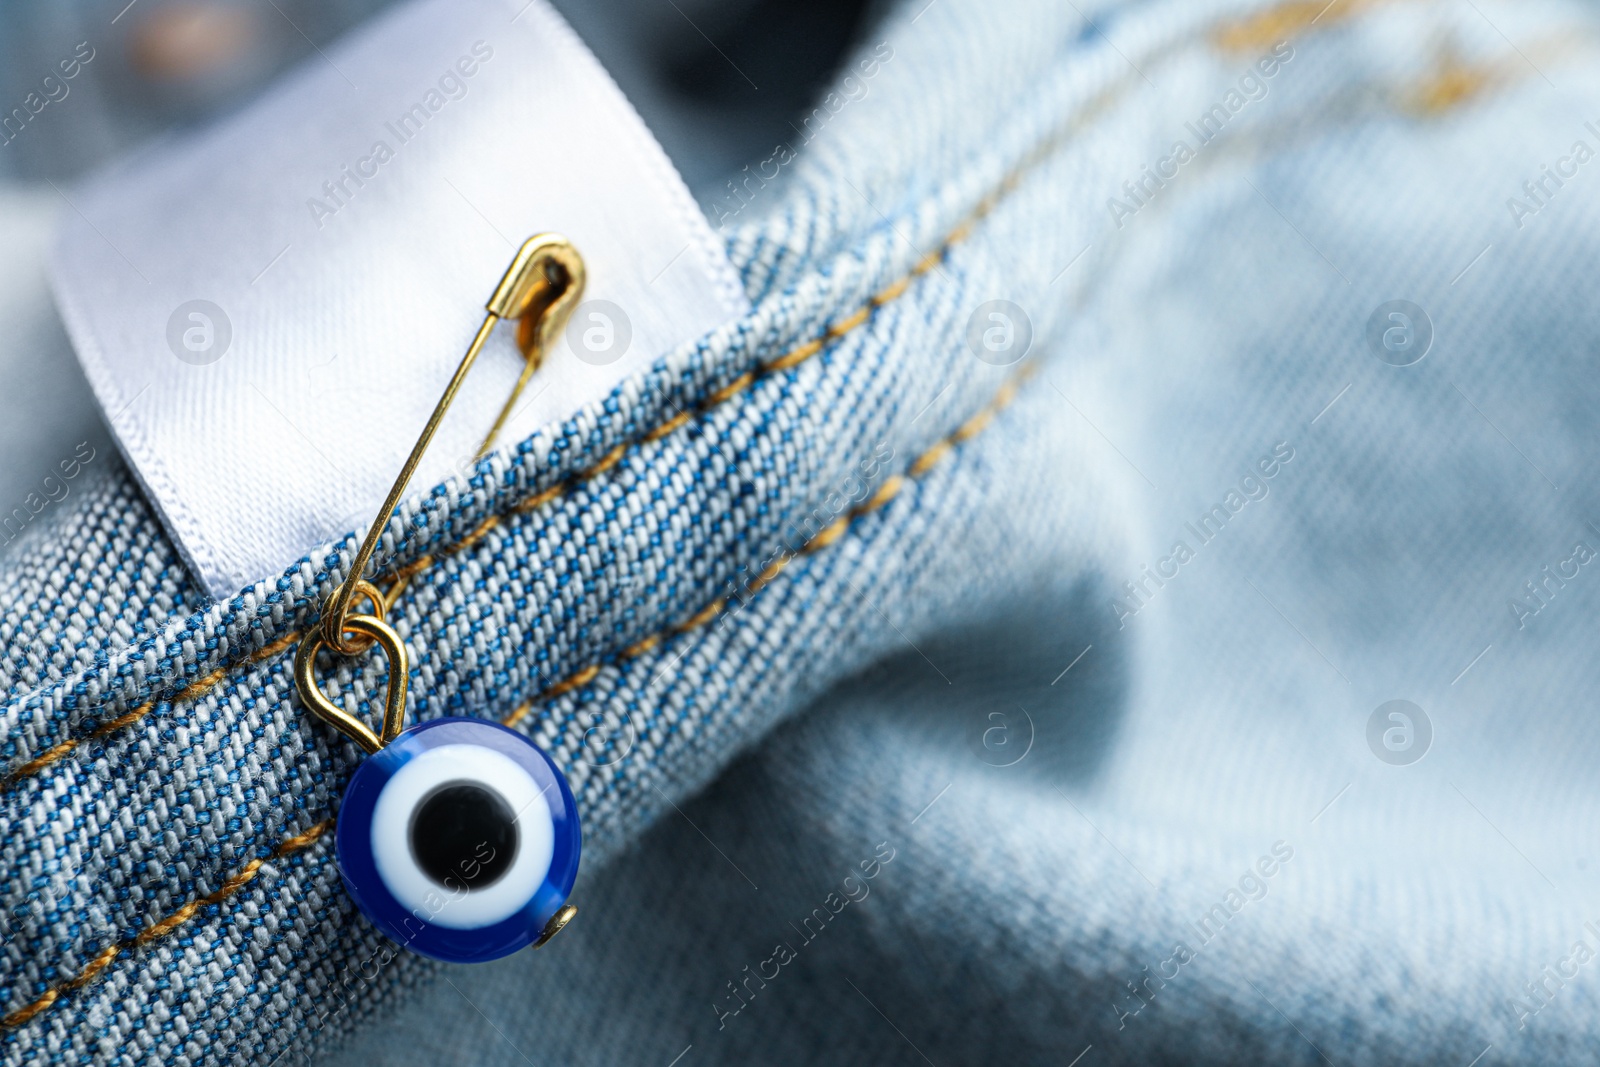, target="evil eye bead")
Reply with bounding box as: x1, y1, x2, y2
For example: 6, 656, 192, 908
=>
336, 717, 581, 963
